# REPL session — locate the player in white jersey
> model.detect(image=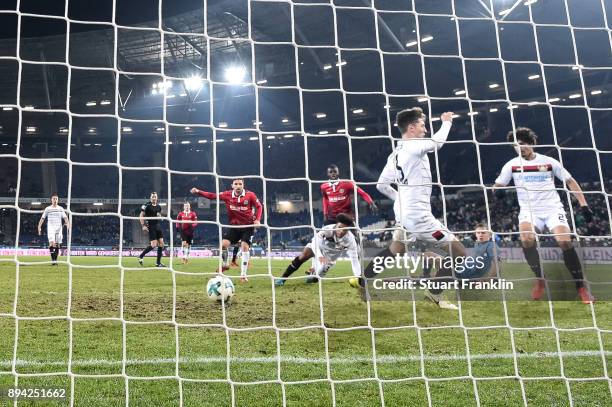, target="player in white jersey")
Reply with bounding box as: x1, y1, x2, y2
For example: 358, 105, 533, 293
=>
37, 194, 70, 266
363, 107, 492, 310
494, 127, 594, 304
274, 213, 360, 286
